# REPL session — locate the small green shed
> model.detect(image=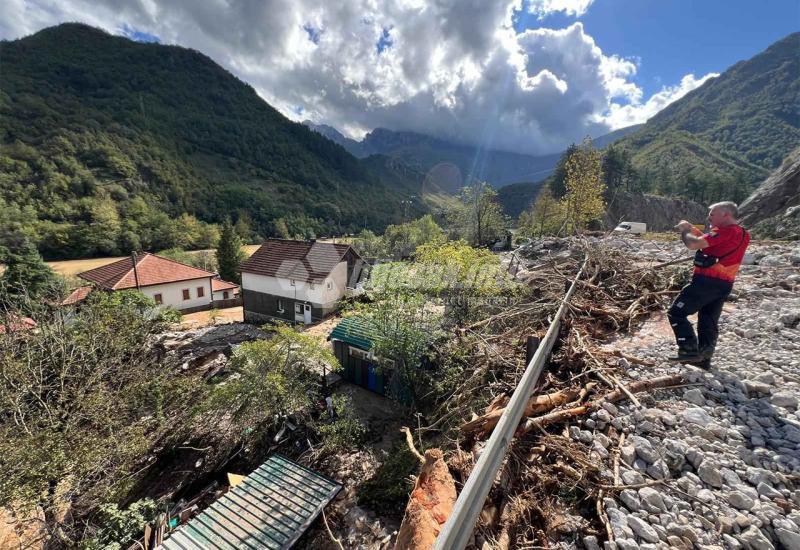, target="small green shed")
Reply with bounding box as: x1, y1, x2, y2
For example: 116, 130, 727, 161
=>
329, 317, 385, 395
329, 317, 412, 403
